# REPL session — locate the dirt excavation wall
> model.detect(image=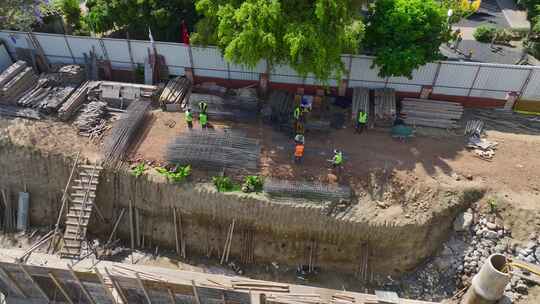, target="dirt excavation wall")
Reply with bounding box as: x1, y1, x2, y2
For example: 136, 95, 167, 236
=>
0, 141, 479, 276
